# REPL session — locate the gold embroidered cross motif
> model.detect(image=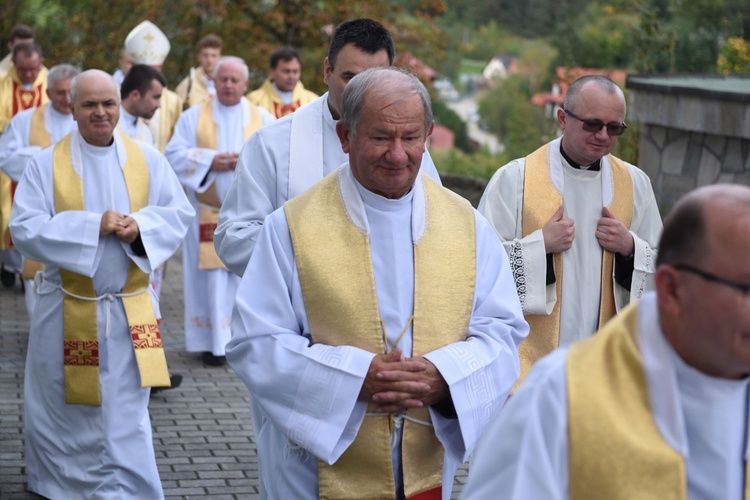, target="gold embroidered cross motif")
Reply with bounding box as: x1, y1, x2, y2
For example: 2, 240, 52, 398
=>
63, 340, 100, 366
130, 324, 163, 349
